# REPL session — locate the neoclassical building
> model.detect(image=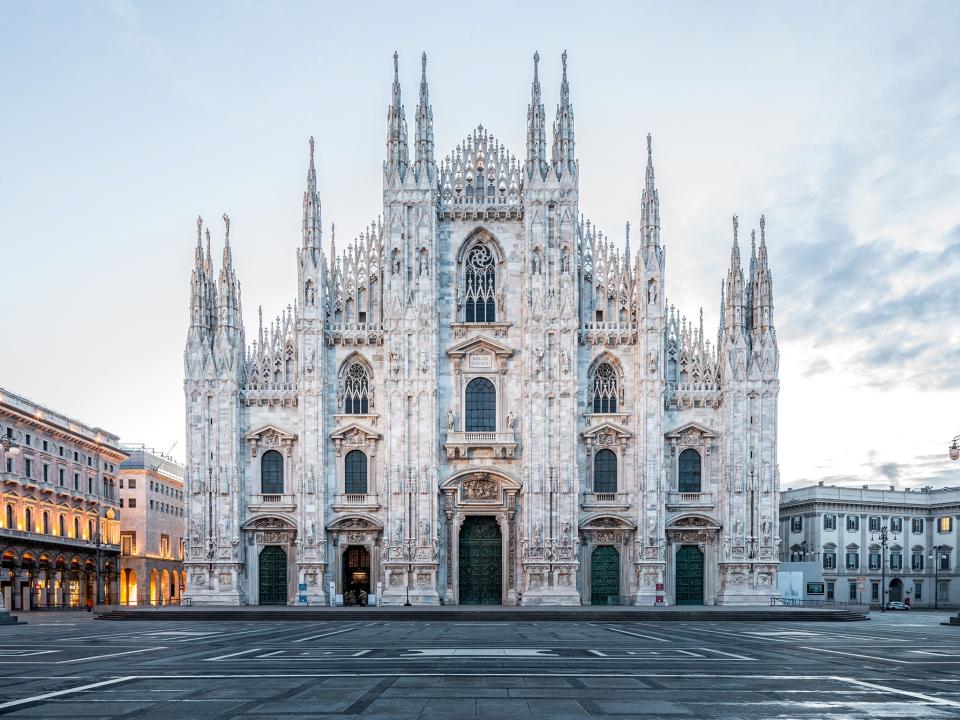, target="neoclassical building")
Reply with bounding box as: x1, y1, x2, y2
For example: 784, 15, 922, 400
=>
183, 52, 780, 606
